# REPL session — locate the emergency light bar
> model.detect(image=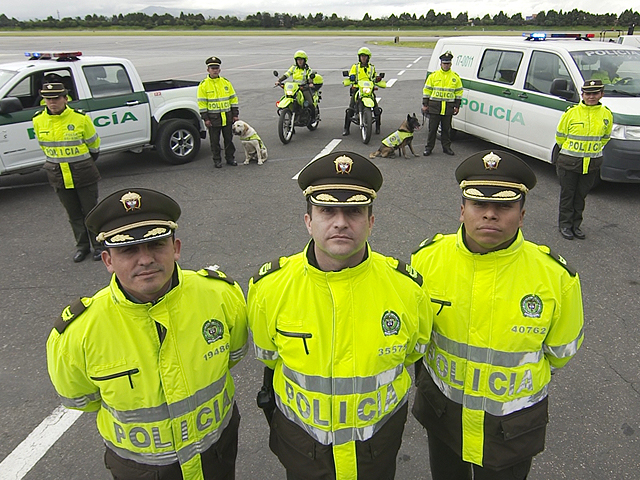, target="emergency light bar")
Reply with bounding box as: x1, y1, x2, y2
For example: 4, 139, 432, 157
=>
25, 51, 82, 61
523, 32, 594, 41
